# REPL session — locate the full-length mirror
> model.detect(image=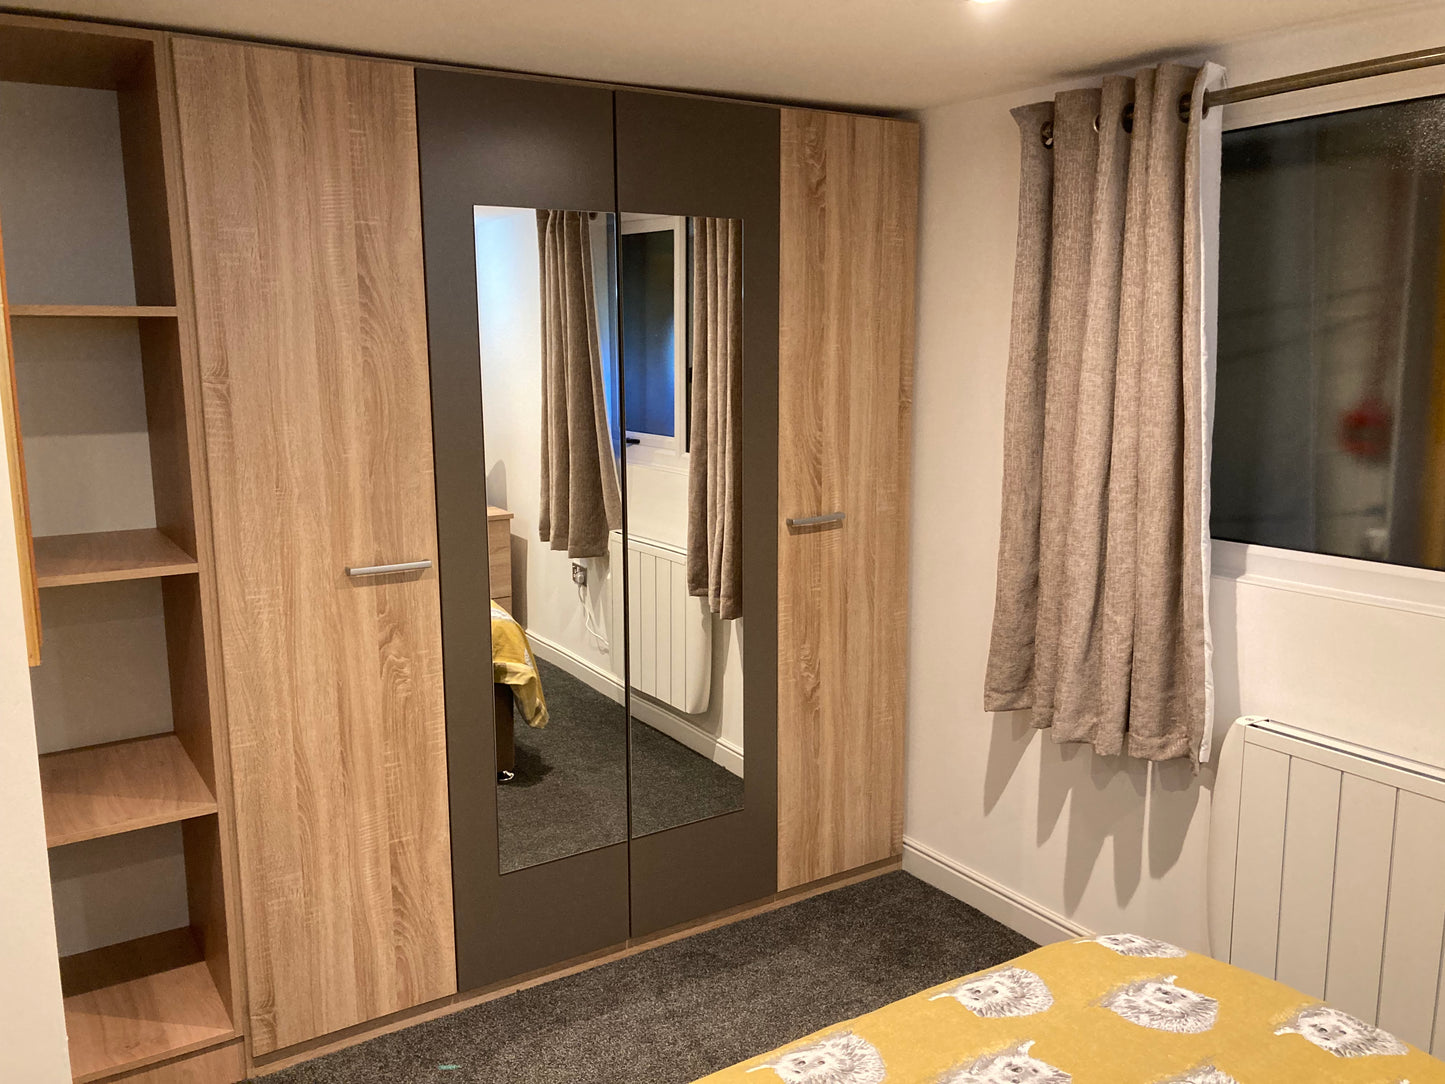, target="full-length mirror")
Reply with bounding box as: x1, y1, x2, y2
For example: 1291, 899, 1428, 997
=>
620, 212, 746, 837
476, 204, 628, 873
